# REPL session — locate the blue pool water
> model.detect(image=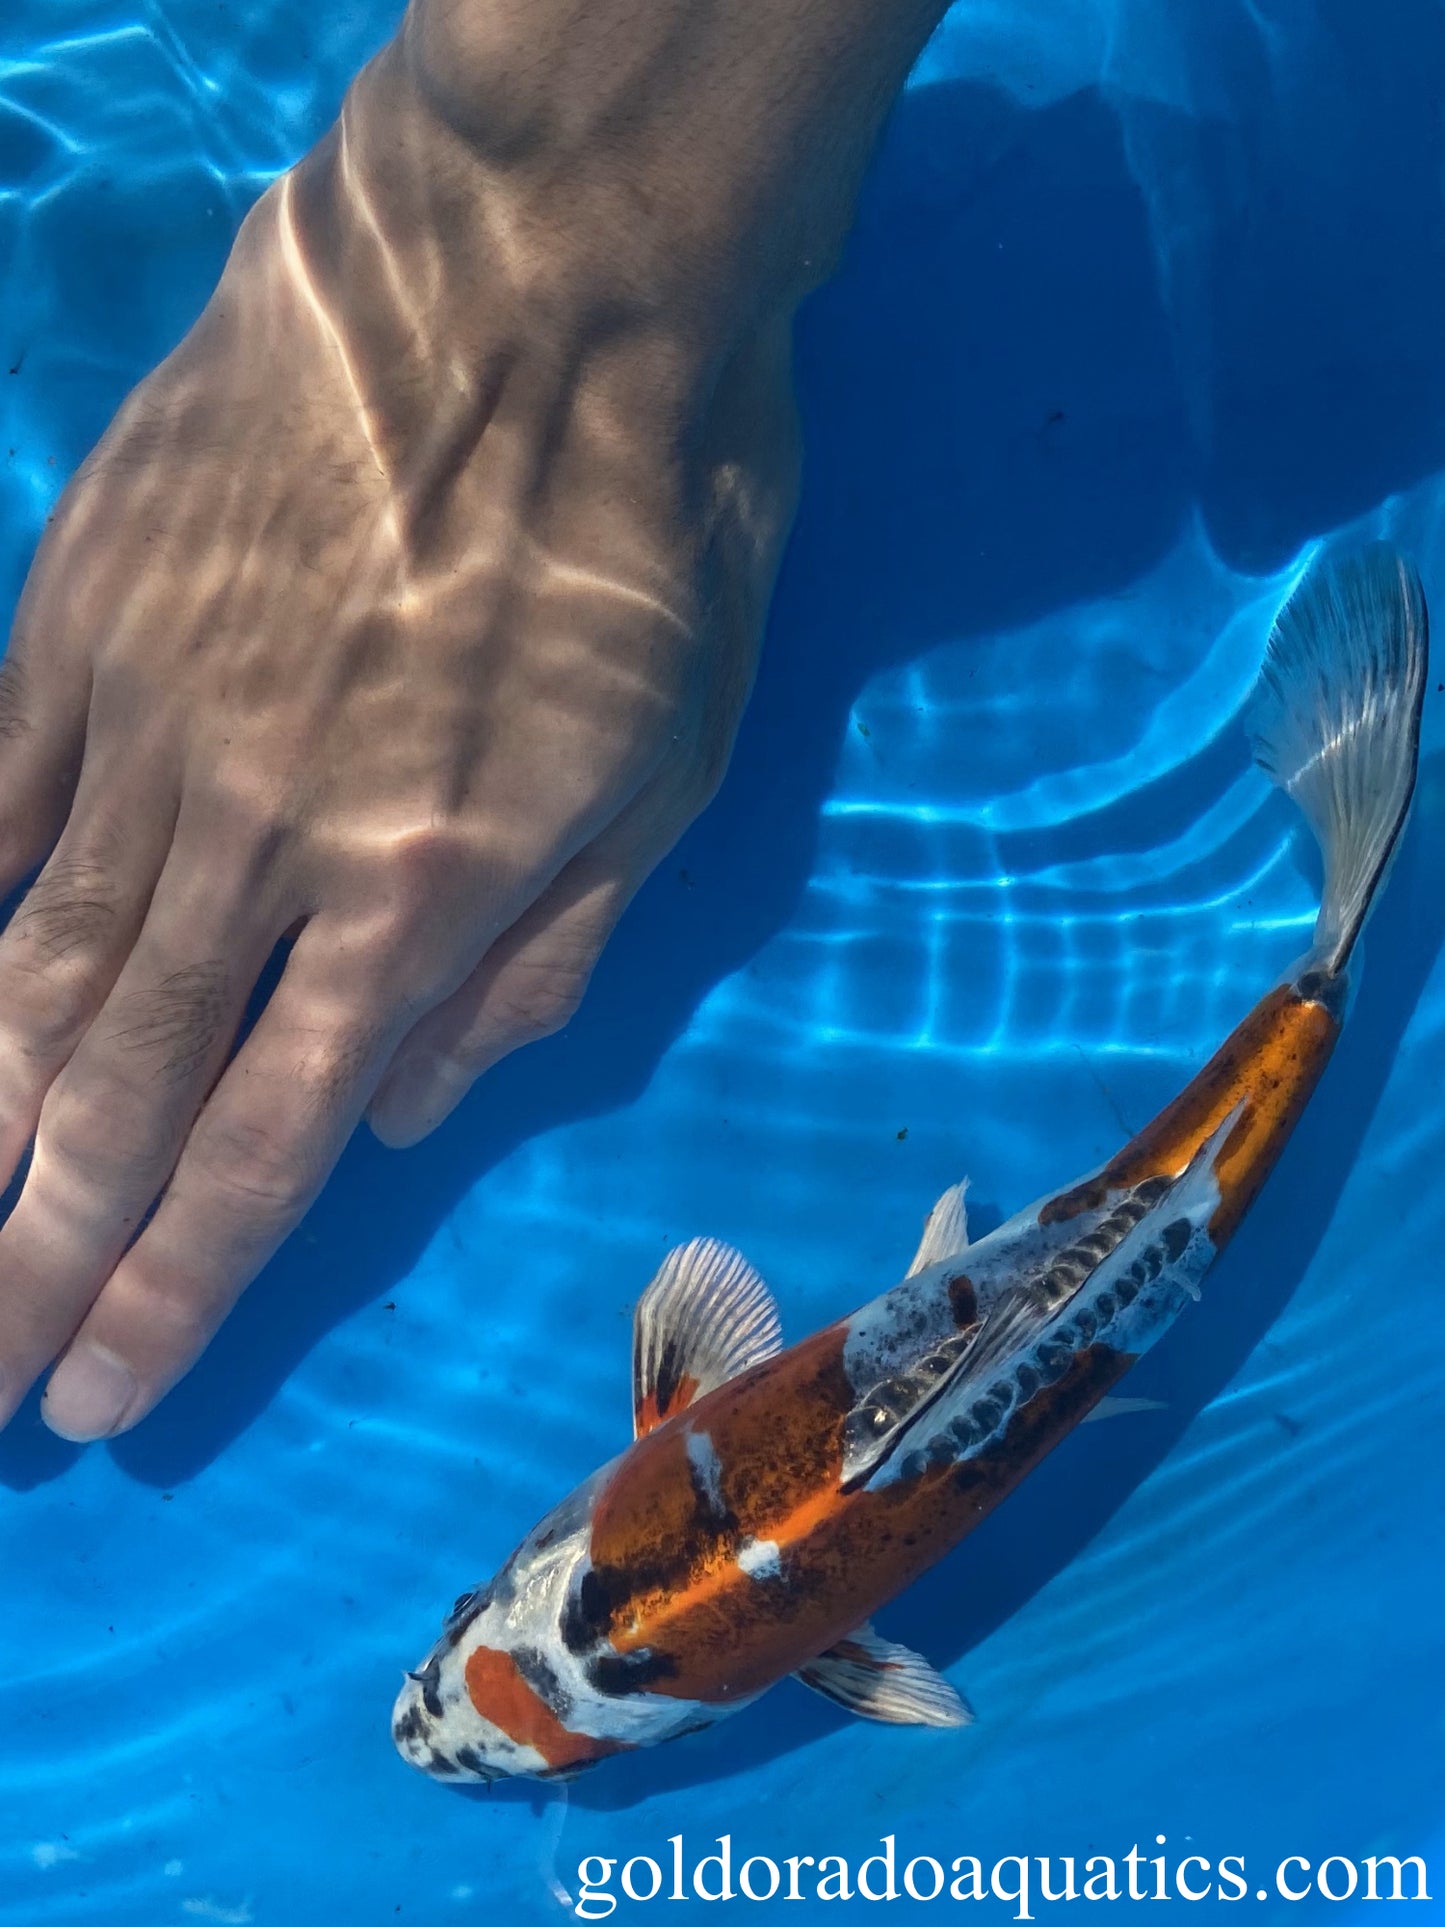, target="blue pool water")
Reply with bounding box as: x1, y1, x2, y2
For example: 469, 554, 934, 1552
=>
3, 1, 1444, 1921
